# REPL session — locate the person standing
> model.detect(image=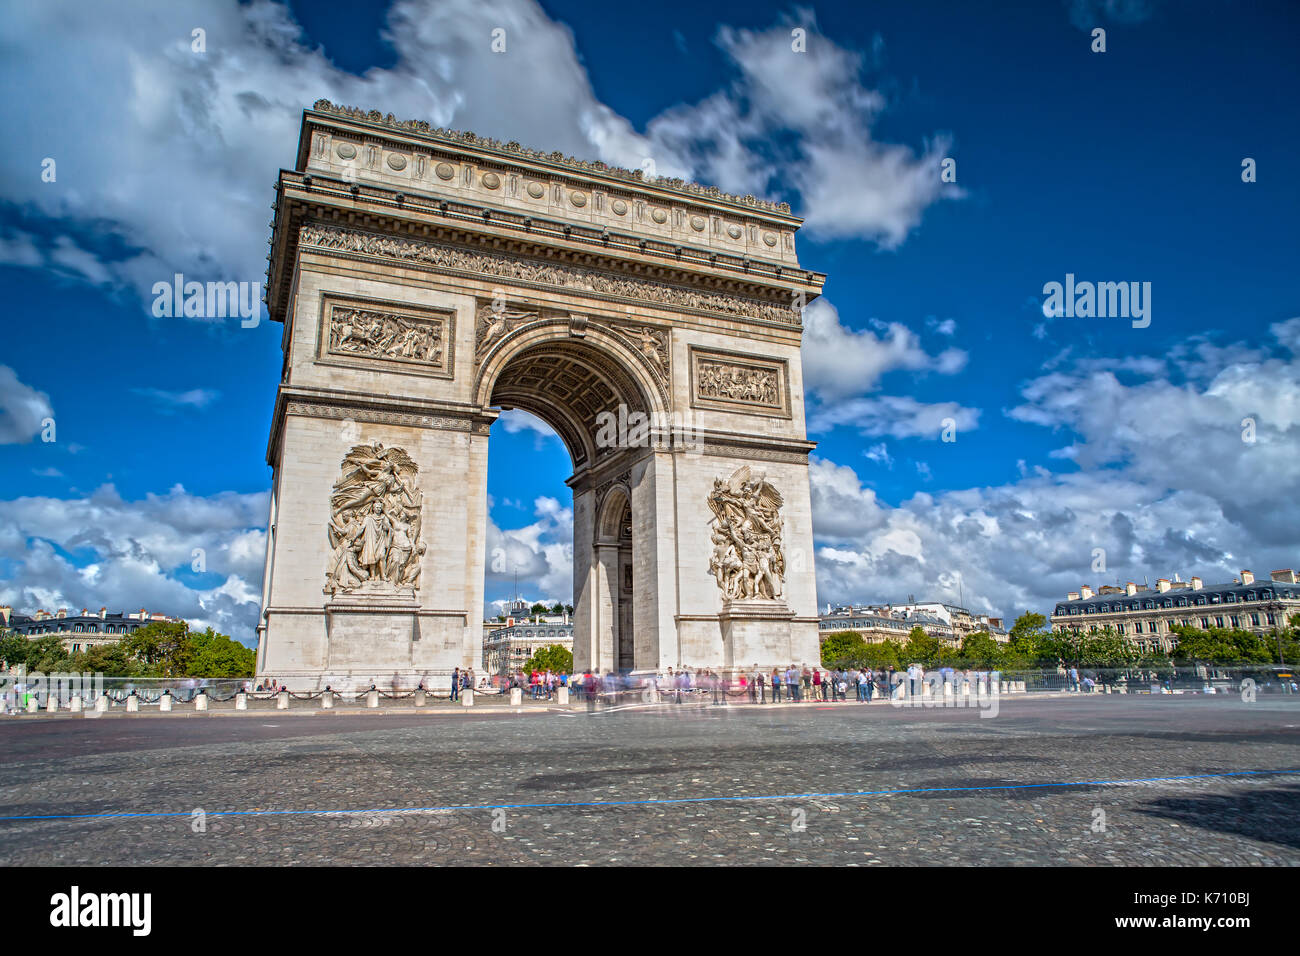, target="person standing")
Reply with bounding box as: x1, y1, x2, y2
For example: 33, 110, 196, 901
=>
771, 668, 782, 702
450, 667, 460, 702
756, 669, 766, 703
